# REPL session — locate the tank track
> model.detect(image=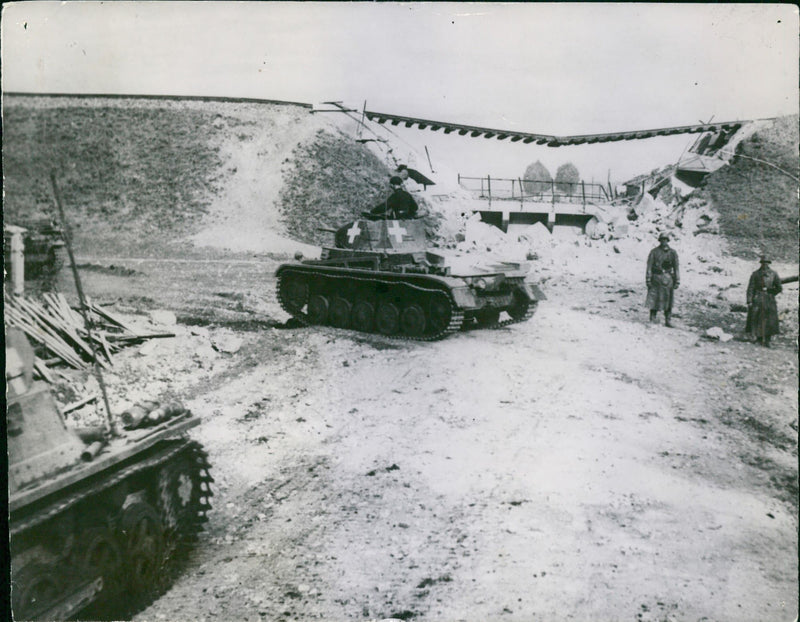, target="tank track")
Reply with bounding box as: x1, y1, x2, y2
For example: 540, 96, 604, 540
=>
158, 442, 214, 562
10, 440, 213, 620
278, 269, 465, 342
488, 300, 538, 330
